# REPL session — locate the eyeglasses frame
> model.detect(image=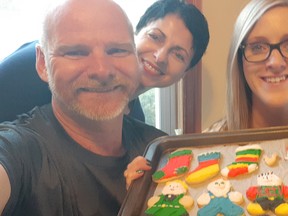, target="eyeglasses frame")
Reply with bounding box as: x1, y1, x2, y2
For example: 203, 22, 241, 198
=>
240, 39, 288, 63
